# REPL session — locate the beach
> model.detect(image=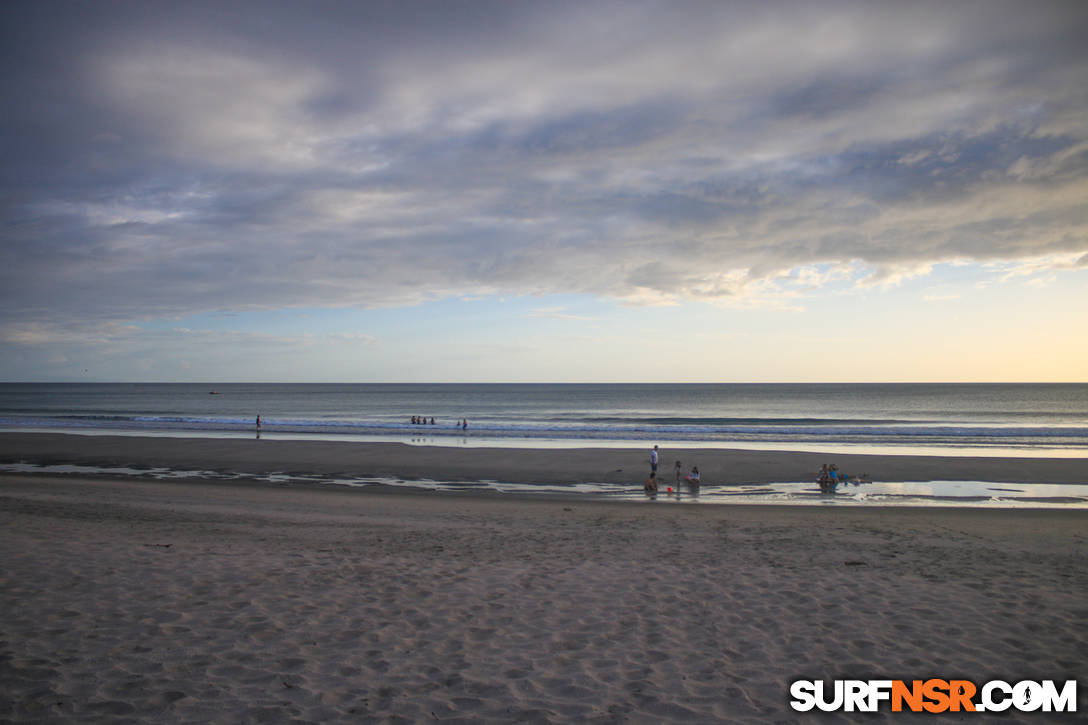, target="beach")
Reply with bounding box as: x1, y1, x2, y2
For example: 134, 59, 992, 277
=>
1, 434, 1087, 723
3, 432, 1088, 486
